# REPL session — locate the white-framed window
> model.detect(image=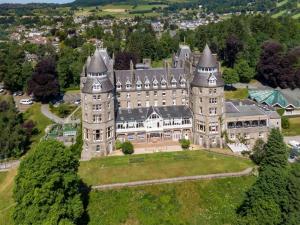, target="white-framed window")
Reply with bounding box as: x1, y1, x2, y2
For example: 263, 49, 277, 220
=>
162, 100, 166, 105
92, 104, 101, 111
107, 126, 113, 139
209, 98, 217, 104
209, 107, 217, 115
93, 129, 102, 141
171, 78, 177, 87
153, 79, 158, 89
172, 99, 176, 105
96, 145, 101, 152
93, 115, 101, 123
136, 80, 142, 89
116, 81, 122, 90
154, 91, 158, 96
161, 79, 167, 88
93, 83, 101, 91
126, 80, 131, 90
162, 92, 166, 96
